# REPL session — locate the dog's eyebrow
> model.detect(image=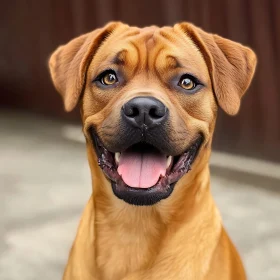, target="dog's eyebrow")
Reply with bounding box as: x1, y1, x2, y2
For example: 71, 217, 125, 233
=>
111, 50, 127, 66
165, 56, 206, 83
166, 56, 184, 69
